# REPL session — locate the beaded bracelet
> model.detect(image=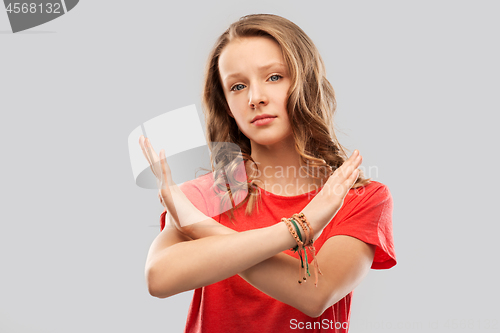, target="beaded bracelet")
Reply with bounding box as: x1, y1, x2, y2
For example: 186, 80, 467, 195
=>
285, 216, 310, 284
292, 213, 323, 287
292, 215, 312, 284
283, 212, 323, 287
282, 218, 303, 248
282, 216, 304, 281
289, 217, 307, 282
292, 216, 310, 245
